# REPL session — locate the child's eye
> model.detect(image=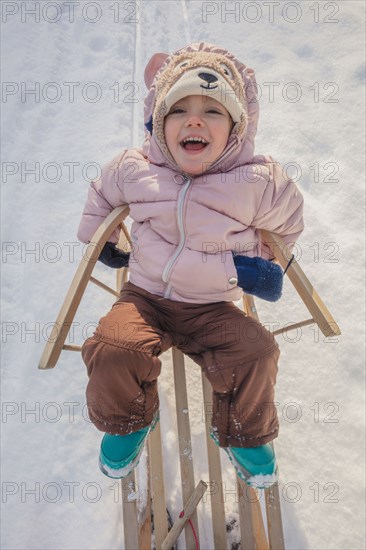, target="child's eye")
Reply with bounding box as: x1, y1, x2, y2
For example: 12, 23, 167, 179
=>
169, 108, 185, 114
